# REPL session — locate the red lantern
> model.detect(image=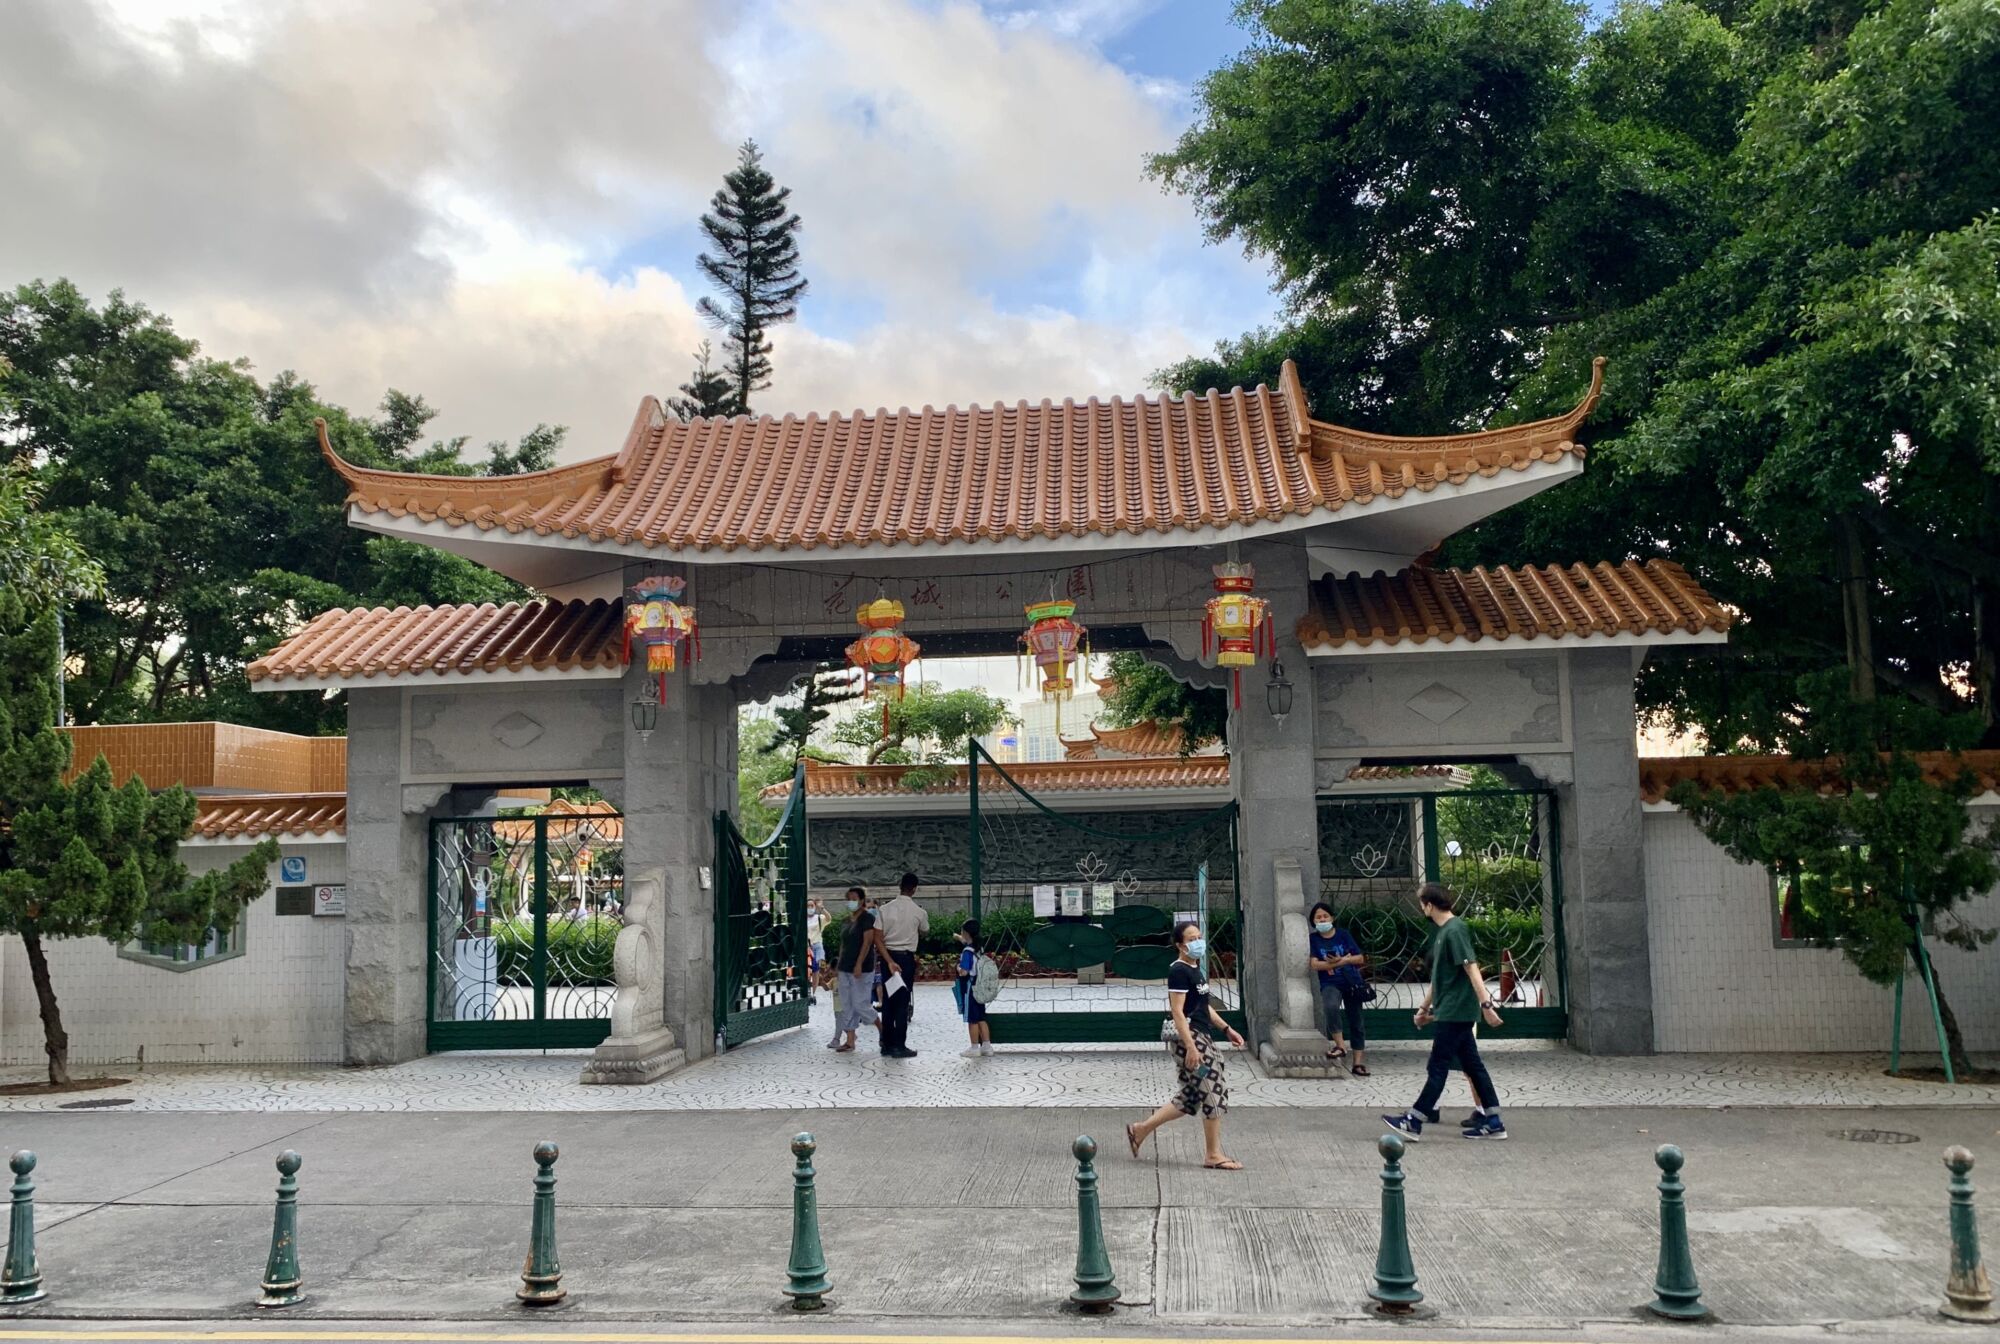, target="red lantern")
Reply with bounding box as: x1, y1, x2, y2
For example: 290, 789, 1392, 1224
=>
845, 597, 920, 732
1021, 598, 1090, 731
623, 574, 698, 700
1201, 561, 1272, 708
